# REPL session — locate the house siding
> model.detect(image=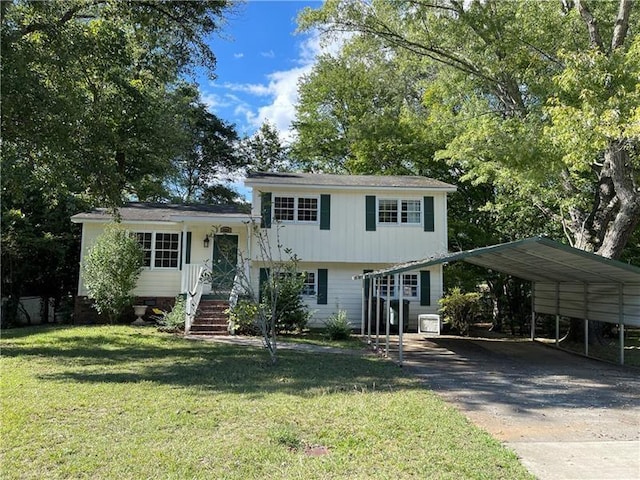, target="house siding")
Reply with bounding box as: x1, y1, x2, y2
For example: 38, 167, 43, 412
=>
251, 188, 448, 264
